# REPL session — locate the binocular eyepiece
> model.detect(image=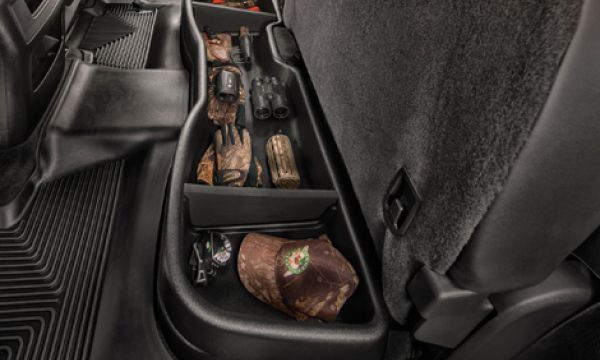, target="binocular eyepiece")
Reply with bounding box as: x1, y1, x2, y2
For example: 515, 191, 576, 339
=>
251, 77, 290, 120
215, 69, 240, 103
